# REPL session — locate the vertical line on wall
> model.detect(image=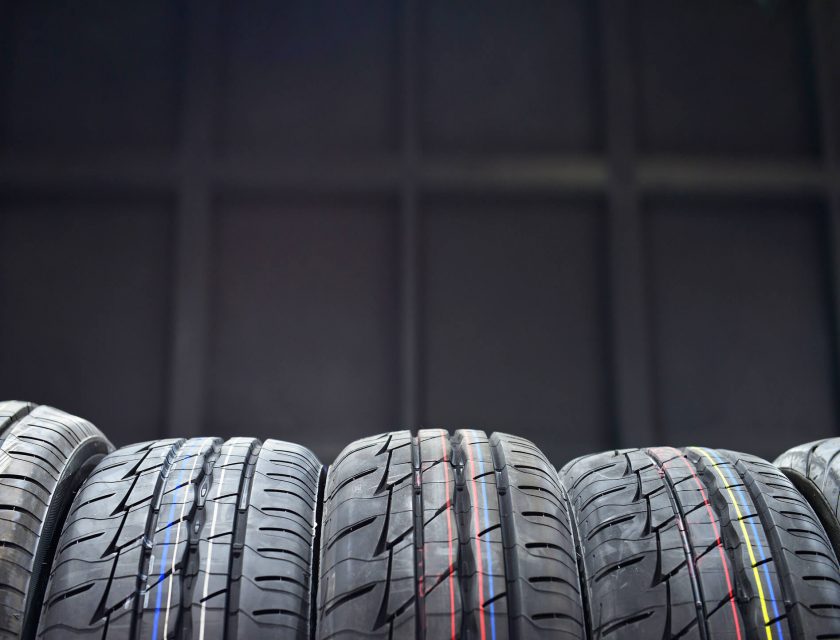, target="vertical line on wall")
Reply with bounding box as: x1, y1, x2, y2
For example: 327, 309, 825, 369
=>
167, 0, 223, 438
0, 0, 16, 150
400, 0, 422, 429
599, 0, 657, 448
808, 0, 840, 433
0, 0, 12, 366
